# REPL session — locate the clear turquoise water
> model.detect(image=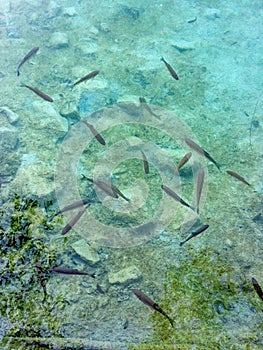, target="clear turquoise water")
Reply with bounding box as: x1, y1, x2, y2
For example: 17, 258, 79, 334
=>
0, 0, 262, 348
